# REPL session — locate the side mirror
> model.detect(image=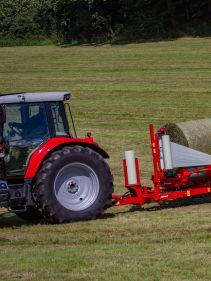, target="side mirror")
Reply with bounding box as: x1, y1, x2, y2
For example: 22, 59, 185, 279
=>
0, 105, 6, 125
